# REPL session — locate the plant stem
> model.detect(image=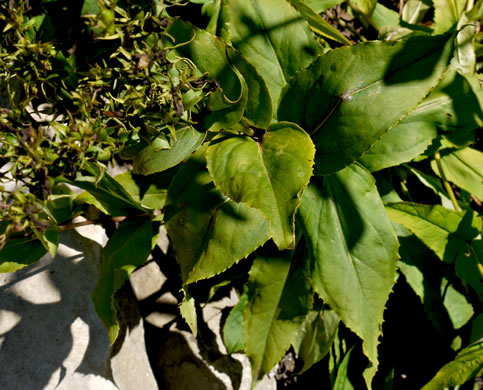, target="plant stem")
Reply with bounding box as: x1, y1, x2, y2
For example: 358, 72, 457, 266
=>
434, 151, 461, 211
